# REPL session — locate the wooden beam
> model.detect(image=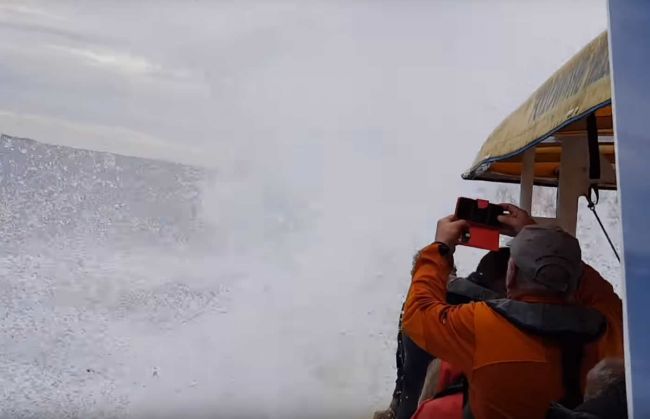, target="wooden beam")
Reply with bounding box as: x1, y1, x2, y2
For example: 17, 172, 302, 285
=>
519, 148, 535, 212
557, 137, 590, 235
